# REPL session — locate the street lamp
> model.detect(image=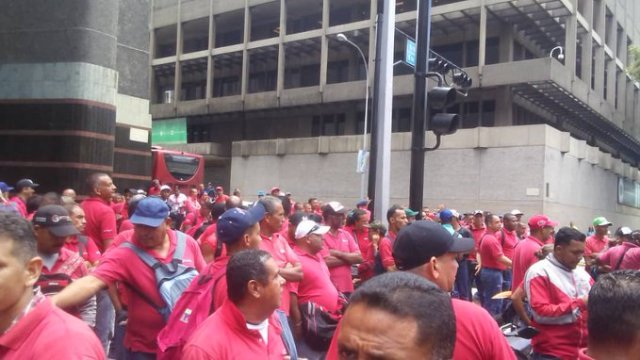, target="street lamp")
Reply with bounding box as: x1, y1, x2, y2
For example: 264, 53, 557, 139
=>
549, 46, 565, 61
337, 32, 370, 201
